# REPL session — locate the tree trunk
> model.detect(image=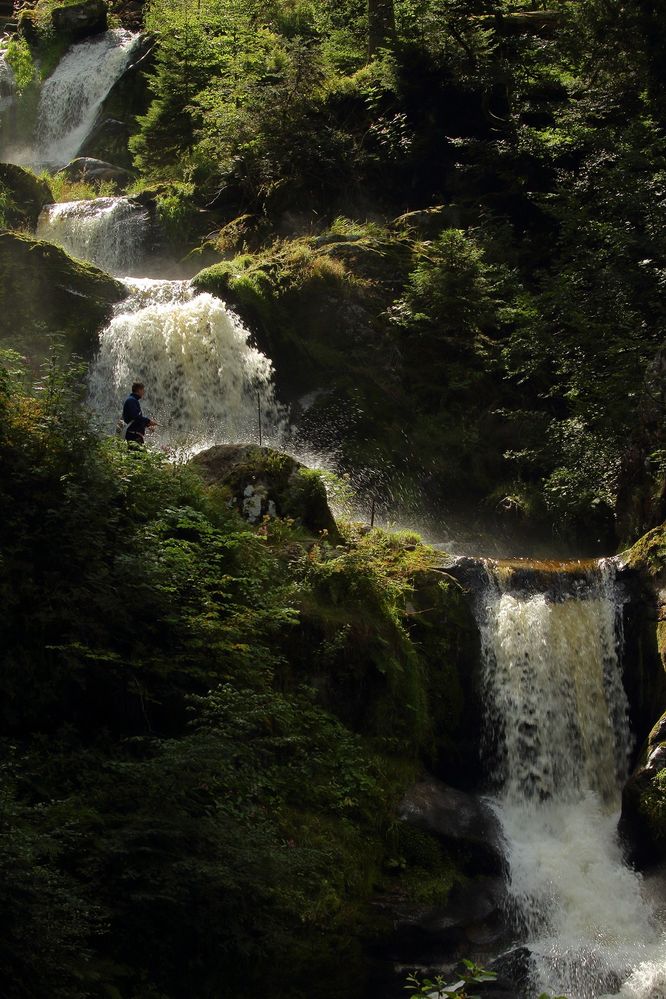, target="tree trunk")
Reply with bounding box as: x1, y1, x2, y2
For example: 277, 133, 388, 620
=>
368, 0, 396, 58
